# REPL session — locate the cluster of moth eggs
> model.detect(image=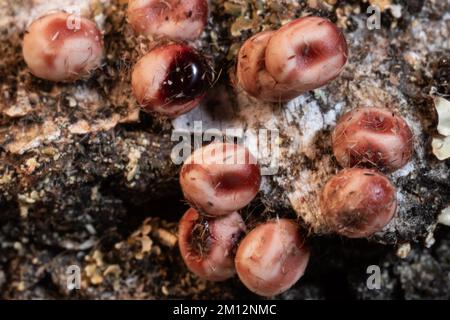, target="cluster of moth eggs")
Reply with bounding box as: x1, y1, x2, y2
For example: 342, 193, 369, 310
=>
21, 1, 415, 297
177, 107, 413, 296
22, 0, 211, 117
178, 143, 310, 297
